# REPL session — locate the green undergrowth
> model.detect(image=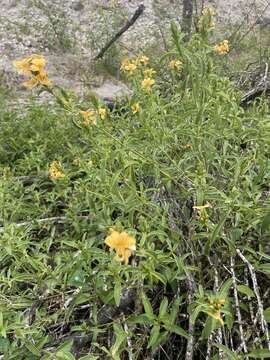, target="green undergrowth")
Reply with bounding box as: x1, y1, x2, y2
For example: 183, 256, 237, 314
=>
1, 19, 270, 360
